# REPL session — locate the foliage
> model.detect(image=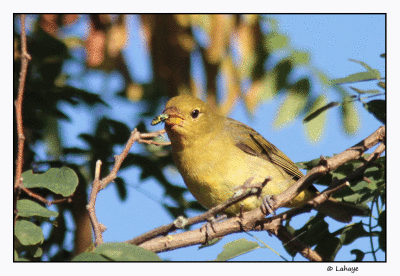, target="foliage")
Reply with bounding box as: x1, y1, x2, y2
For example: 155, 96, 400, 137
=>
14, 167, 78, 261
213, 238, 260, 261
14, 14, 385, 261
72, 243, 161, 261
304, 57, 386, 135
294, 155, 385, 261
